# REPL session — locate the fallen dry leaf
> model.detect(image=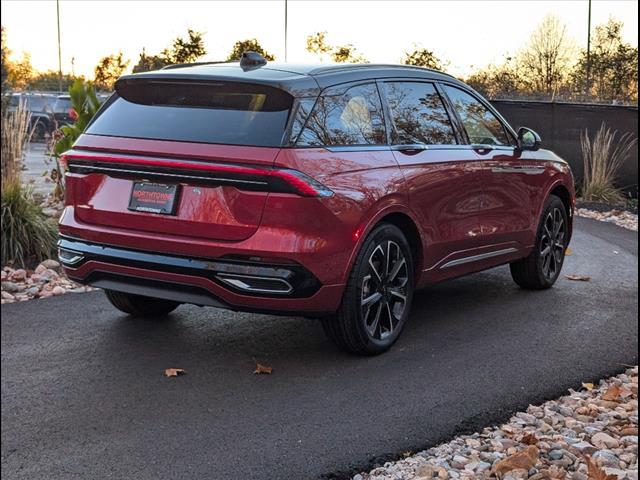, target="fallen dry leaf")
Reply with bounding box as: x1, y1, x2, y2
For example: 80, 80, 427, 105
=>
521, 433, 539, 445
253, 363, 273, 375
585, 455, 618, 480
582, 382, 595, 391
490, 445, 539, 477
402, 451, 413, 457
164, 368, 186, 377
601, 384, 622, 401
565, 274, 591, 282
565, 247, 573, 256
